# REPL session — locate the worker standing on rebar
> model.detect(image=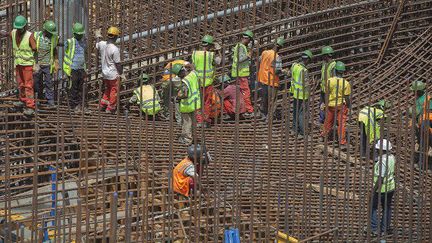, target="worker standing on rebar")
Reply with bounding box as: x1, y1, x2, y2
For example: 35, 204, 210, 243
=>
64, 23, 87, 113
358, 100, 391, 157
320, 61, 351, 145
290, 50, 313, 136
0, 15, 37, 116
33, 20, 59, 109
191, 35, 221, 128
369, 139, 395, 236
171, 64, 201, 145
173, 144, 210, 197
96, 26, 123, 114
231, 30, 254, 118
127, 73, 162, 118
220, 74, 246, 119
319, 46, 337, 124
257, 37, 285, 122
